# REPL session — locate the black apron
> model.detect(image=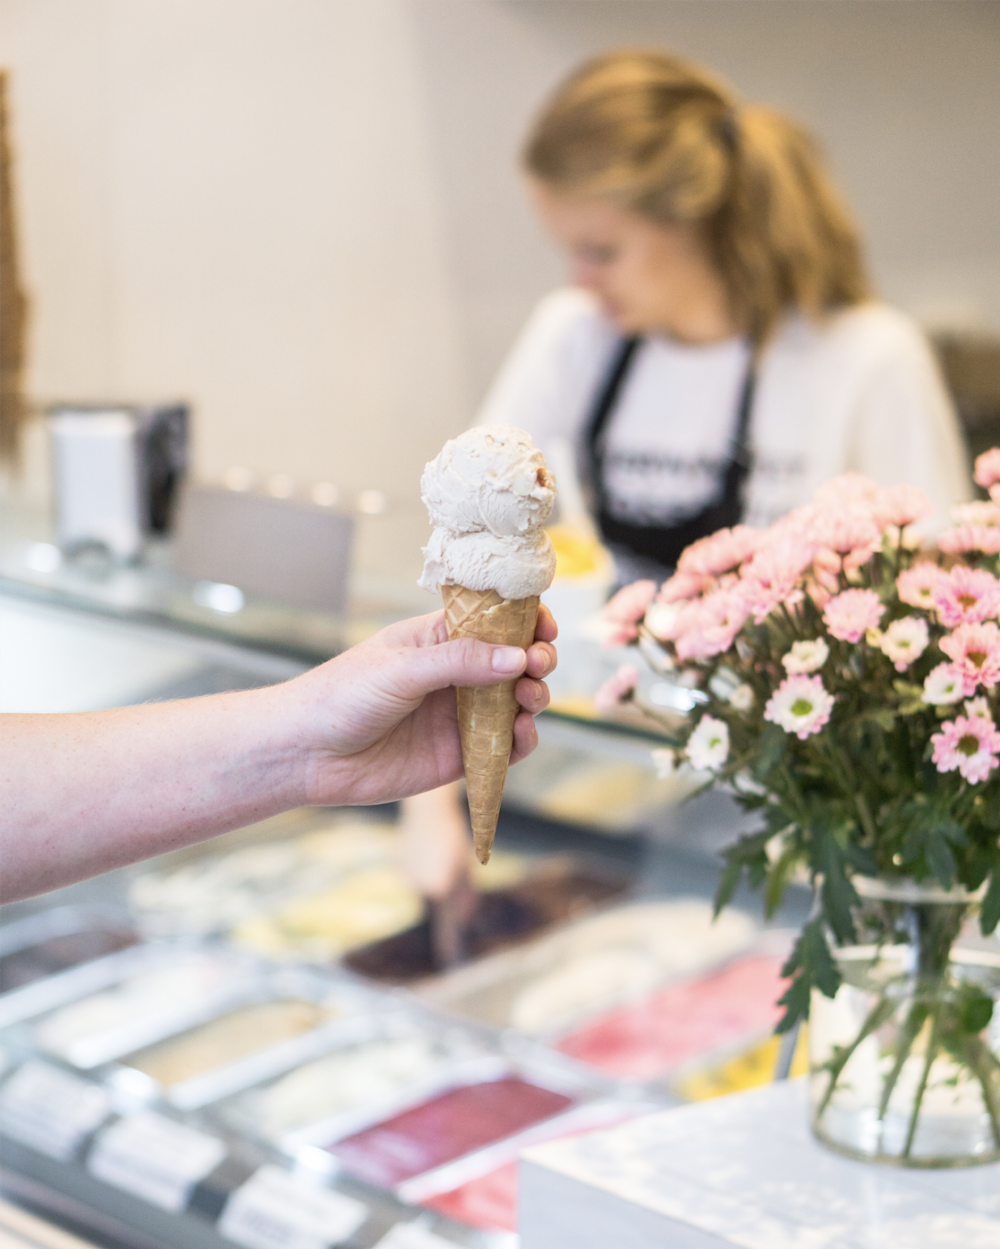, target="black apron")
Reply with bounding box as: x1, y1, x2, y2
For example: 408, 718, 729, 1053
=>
585, 336, 757, 570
